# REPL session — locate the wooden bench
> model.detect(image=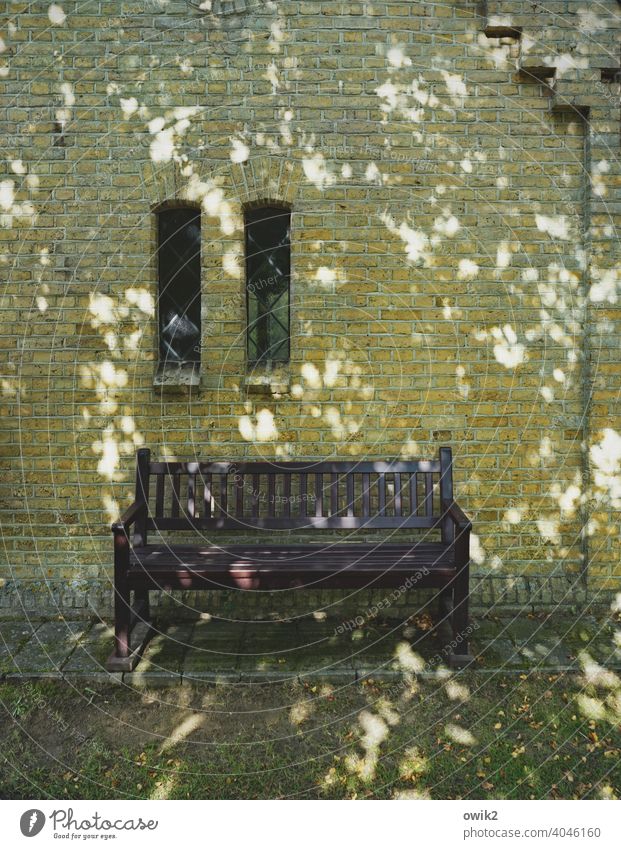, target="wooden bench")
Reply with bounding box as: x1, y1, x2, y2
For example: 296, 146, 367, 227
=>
106, 447, 472, 671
